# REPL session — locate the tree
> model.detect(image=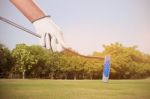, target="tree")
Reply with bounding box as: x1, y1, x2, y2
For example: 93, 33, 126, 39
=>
7, 42, 150, 79
83, 59, 102, 79
58, 53, 72, 79
12, 44, 37, 79
0, 43, 13, 78
27, 45, 50, 78
45, 52, 61, 79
